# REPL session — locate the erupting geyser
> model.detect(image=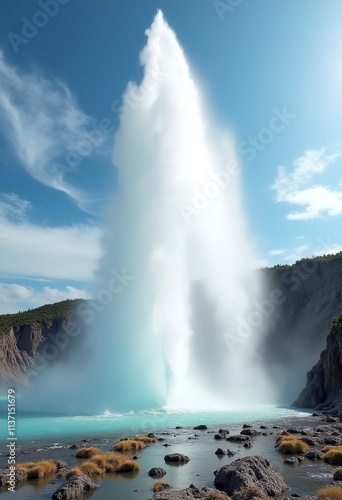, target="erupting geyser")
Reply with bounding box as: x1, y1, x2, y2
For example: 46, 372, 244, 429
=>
89, 10, 273, 412
20, 10, 274, 414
